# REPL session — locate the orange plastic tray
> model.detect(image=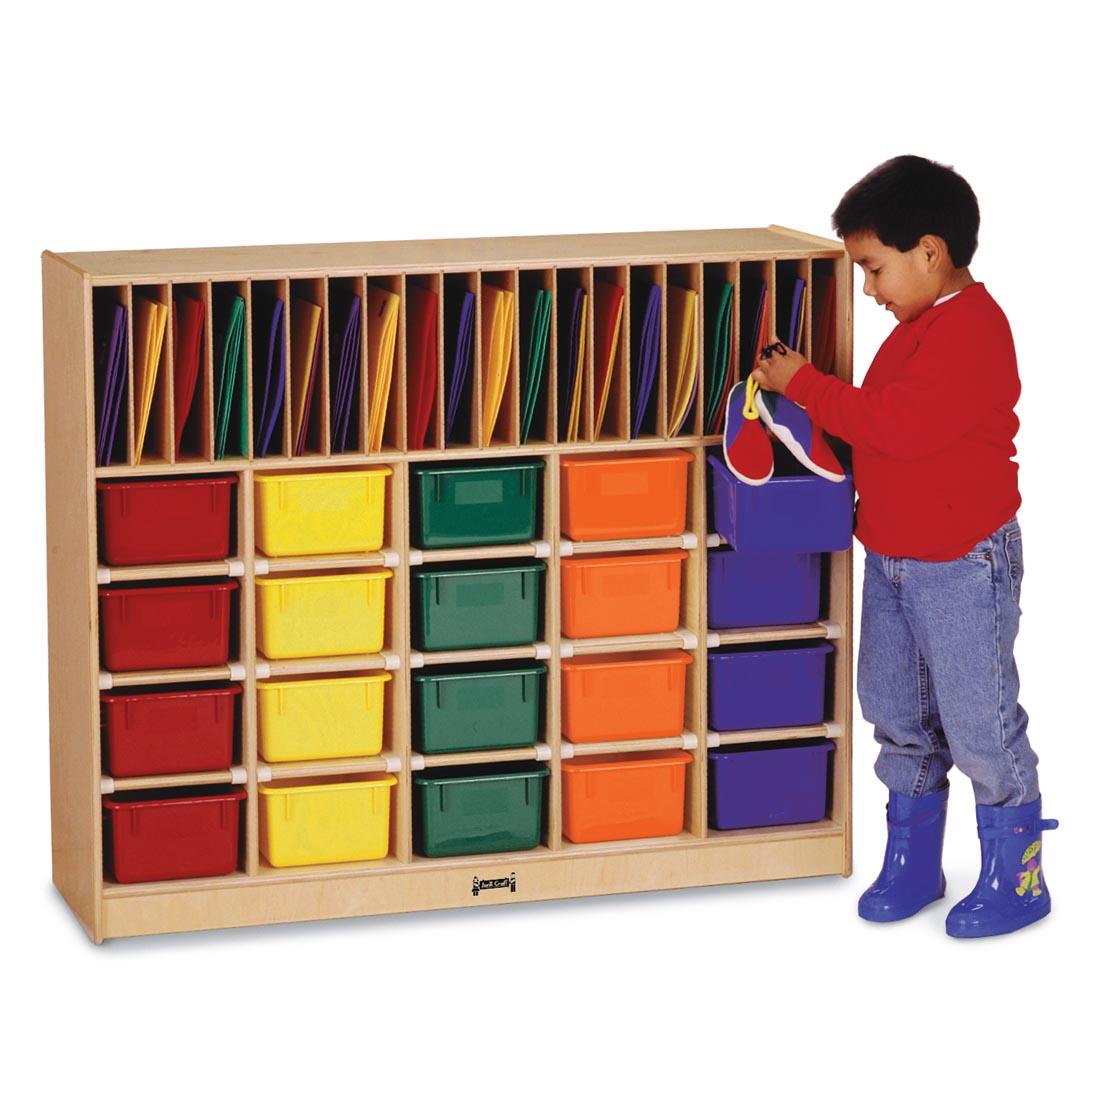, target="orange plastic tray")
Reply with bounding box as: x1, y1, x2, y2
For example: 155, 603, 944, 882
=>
561, 750, 692, 843
560, 550, 687, 638
560, 449, 693, 540
561, 650, 692, 743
